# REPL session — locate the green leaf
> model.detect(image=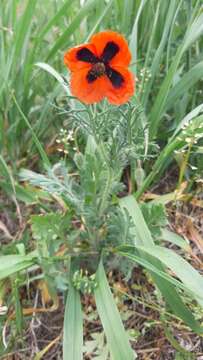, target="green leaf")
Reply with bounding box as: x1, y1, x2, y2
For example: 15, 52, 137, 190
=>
35, 62, 69, 92
84, 0, 114, 41
119, 245, 203, 307
0, 155, 16, 196
46, 0, 98, 61
183, 13, 203, 52
173, 106, 203, 138
12, 279, 24, 334
31, 213, 64, 257
117, 246, 203, 334
13, 0, 37, 60
119, 196, 203, 334
161, 228, 189, 250
120, 195, 153, 245
94, 261, 135, 360
0, 255, 36, 280
149, 12, 203, 139
165, 61, 203, 111
121, 0, 134, 35
140, 202, 168, 238
37, 0, 72, 40
63, 269, 83, 360
12, 95, 50, 168
142, 0, 178, 105
129, 0, 148, 74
